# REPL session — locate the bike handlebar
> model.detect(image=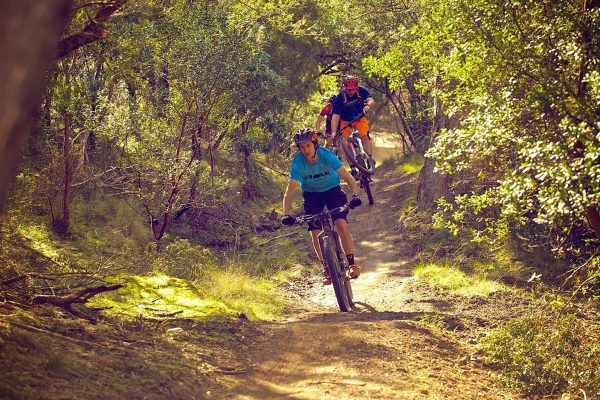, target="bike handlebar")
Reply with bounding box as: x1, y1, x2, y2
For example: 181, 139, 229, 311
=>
293, 204, 350, 225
